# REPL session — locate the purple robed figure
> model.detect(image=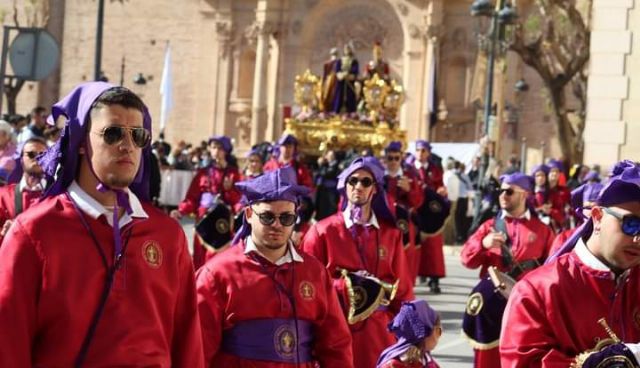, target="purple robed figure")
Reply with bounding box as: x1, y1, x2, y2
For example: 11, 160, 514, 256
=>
332, 44, 360, 114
